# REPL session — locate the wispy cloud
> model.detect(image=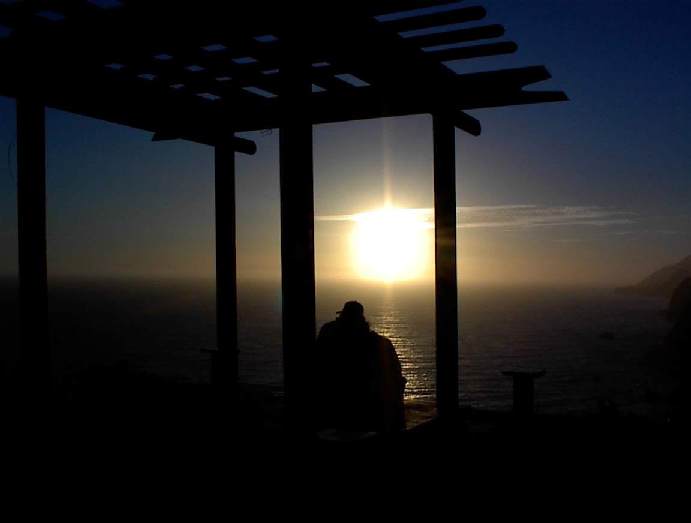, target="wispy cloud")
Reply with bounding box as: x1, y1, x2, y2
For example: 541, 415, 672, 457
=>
457, 205, 635, 230
316, 205, 635, 230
